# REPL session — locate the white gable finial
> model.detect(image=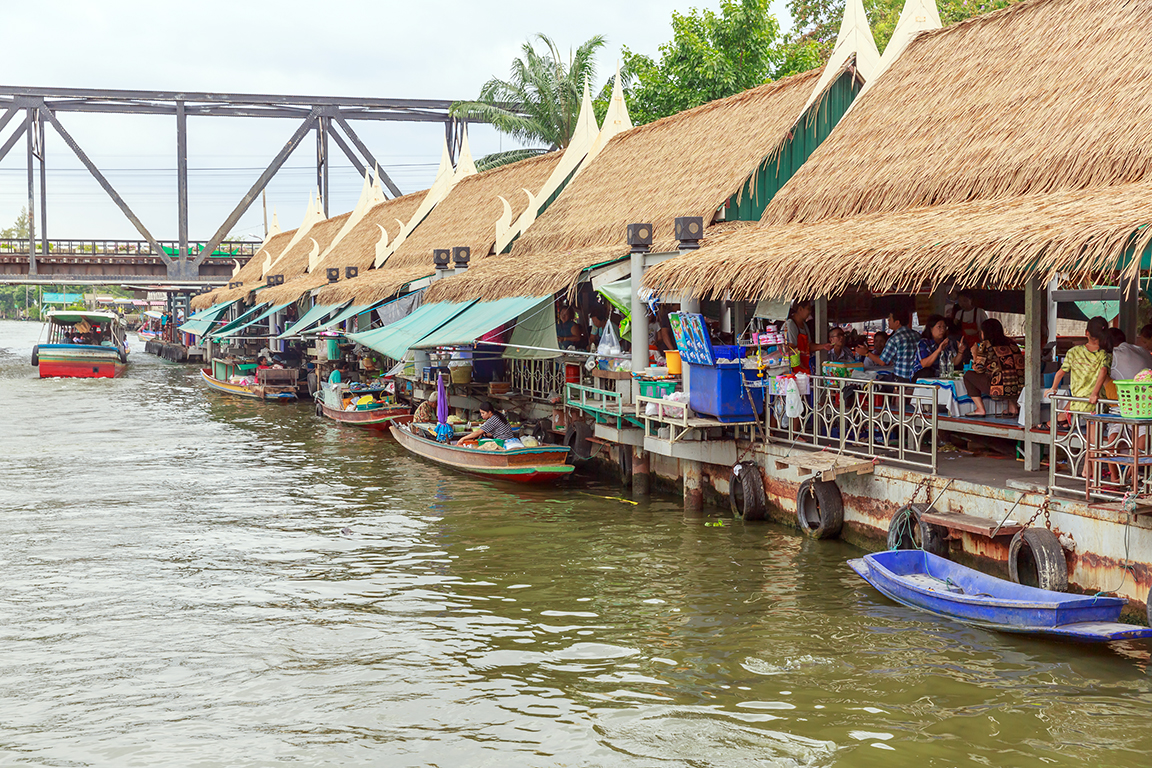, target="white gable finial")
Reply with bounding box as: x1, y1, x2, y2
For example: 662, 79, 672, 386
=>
371, 163, 386, 203
857, 0, 942, 103
307, 237, 321, 272
798, 0, 881, 118
454, 124, 478, 179
231, 258, 242, 277
269, 209, 281, 236
580, 61, 632, 172
495, 195, 514, 243
374, 223, 390, 265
